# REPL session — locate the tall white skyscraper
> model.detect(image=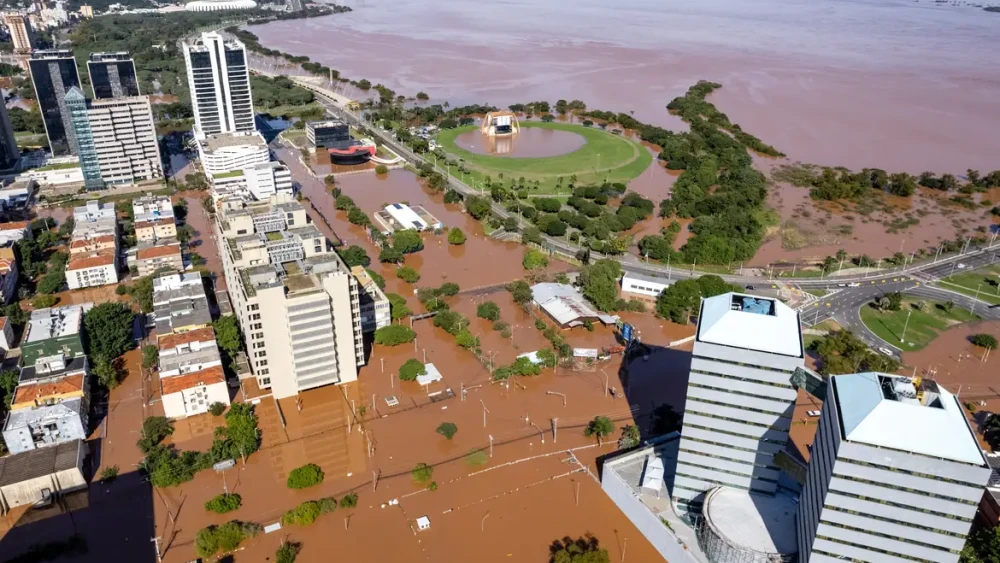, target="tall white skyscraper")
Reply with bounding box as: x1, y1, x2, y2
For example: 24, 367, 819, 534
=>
183, 32, 255, 137
797, 372, 989, 563
673, 292, 804, 512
